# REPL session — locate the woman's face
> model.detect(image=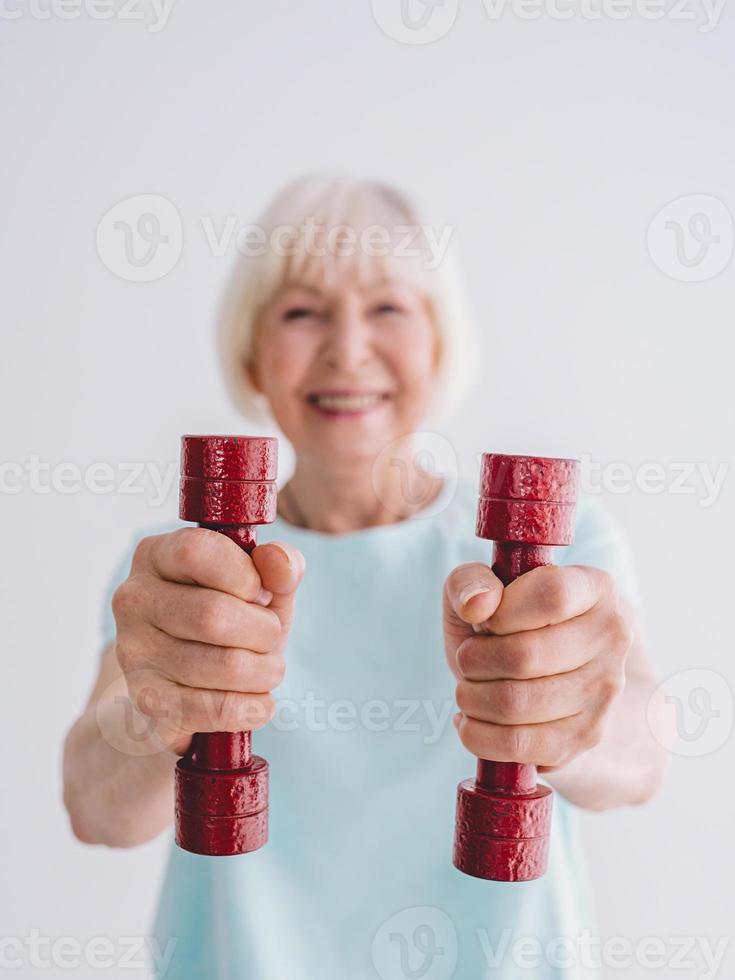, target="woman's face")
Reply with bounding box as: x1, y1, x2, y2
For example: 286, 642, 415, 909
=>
247, 274, 439, 463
